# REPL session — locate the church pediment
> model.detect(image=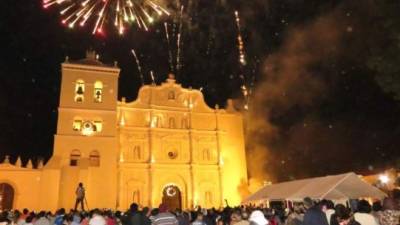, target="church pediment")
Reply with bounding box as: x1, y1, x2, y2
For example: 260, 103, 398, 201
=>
119, 75, 214, 113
